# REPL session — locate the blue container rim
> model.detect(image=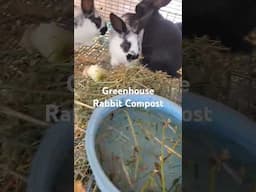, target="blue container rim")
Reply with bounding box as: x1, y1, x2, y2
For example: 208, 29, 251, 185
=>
85, 94, 181, 192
